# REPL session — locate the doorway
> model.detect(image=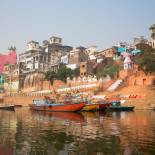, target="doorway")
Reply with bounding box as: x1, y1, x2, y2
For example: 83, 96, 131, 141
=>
143, 79, 146, 85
